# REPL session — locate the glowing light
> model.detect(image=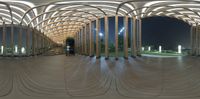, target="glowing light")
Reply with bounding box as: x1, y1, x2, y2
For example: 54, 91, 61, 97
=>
148, 46, 151, 51
119, 27, 125, 35
21, 47, 26, 54
159, 45, 162, 53
99, 32, 103, 37
15, 45, 18, 53
142, 47, 145, 51
1, 46, 3, 54
178, 45, 182, 54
